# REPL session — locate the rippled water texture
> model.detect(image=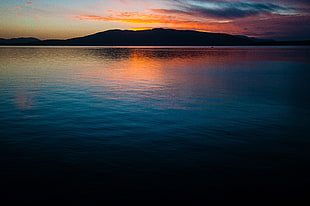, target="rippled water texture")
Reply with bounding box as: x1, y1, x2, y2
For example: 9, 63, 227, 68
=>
1, 46, 310, 202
